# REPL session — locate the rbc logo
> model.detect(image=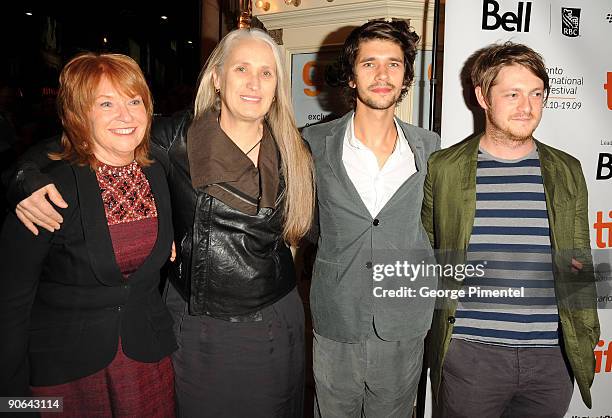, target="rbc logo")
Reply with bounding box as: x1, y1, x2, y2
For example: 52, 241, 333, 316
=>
561, 8, 581, 37
482, 0, 532, 32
